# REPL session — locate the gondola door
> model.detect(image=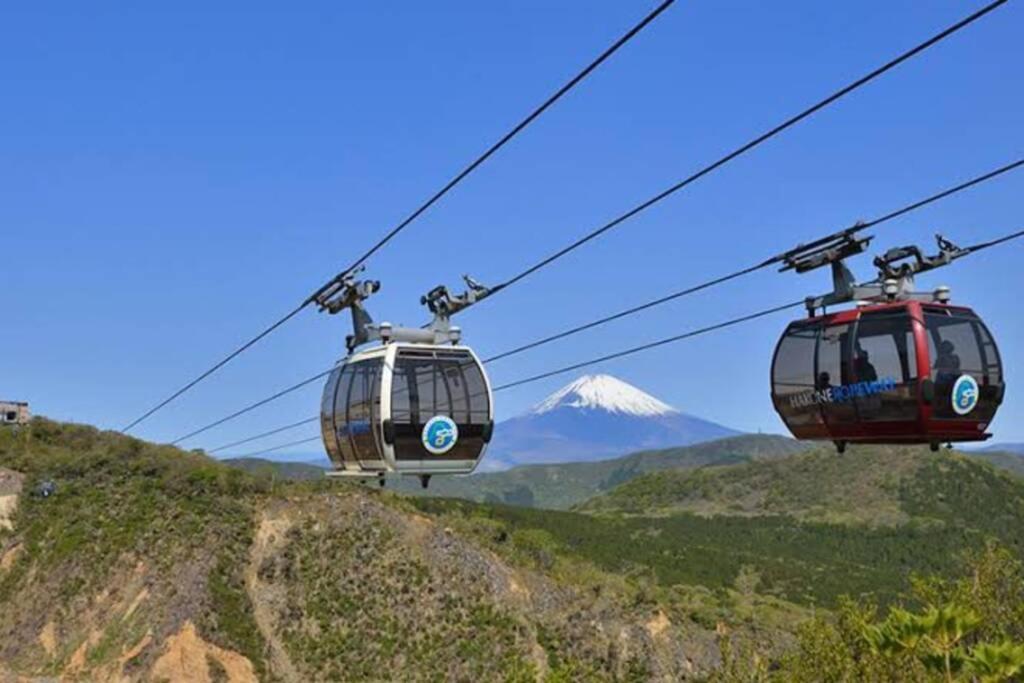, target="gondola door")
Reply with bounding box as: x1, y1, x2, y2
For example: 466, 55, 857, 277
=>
847, 307, 923, 440
921, 307, 1003, 436
816, 320, 858, 433
387, 346, 491, 474
385, 348, 425, 471
335, 355, 386, 472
